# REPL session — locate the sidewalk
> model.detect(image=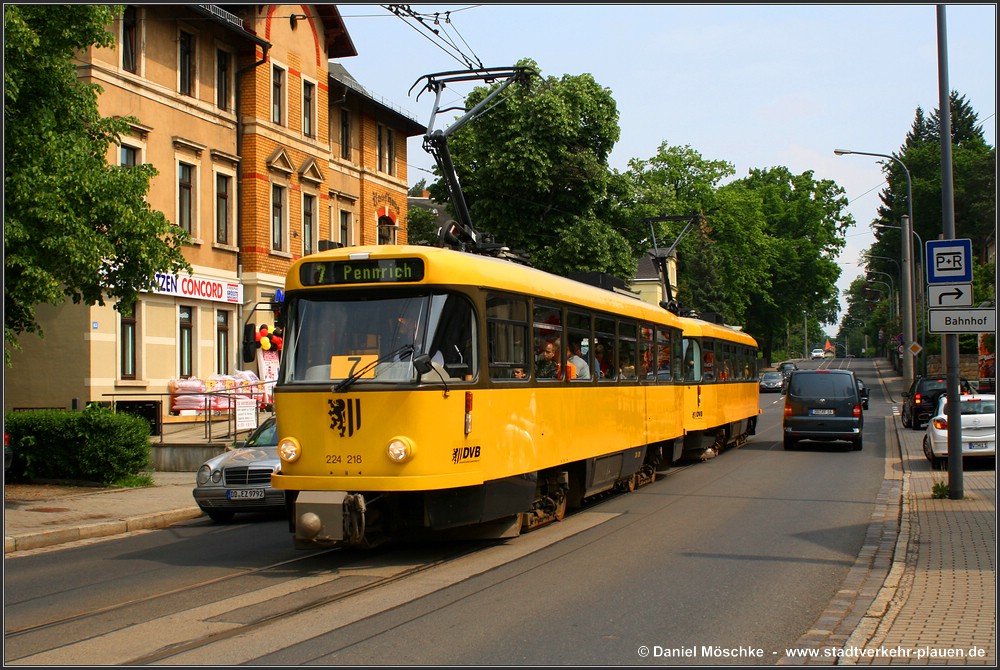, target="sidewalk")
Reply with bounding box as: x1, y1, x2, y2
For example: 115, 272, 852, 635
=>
4, 471, 202, 553
4, 366, 996, 665
844, 362, 996, 665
